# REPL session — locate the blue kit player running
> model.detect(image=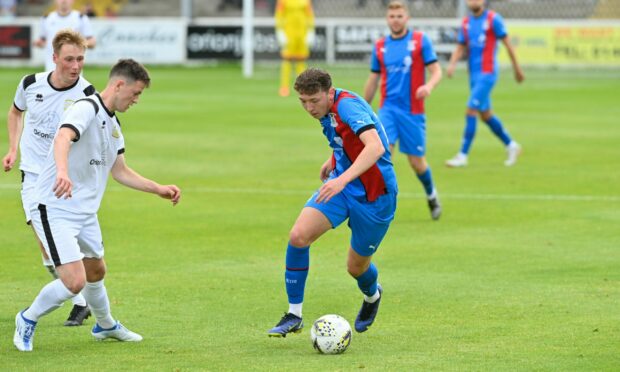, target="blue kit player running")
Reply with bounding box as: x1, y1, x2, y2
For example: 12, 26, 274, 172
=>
445, 0, 524, 168
364, 0, 443, 220
268, 68, 398, 337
